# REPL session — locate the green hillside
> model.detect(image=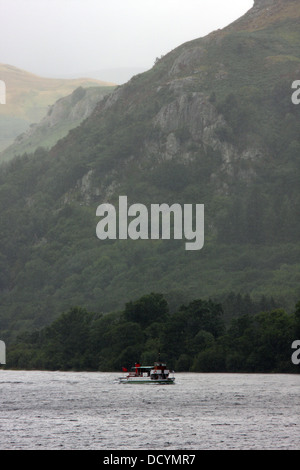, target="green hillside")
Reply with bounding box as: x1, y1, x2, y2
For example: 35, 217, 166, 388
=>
0, 85, 115, 162
0, 63, 115, 152
0, 0, 300, 342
